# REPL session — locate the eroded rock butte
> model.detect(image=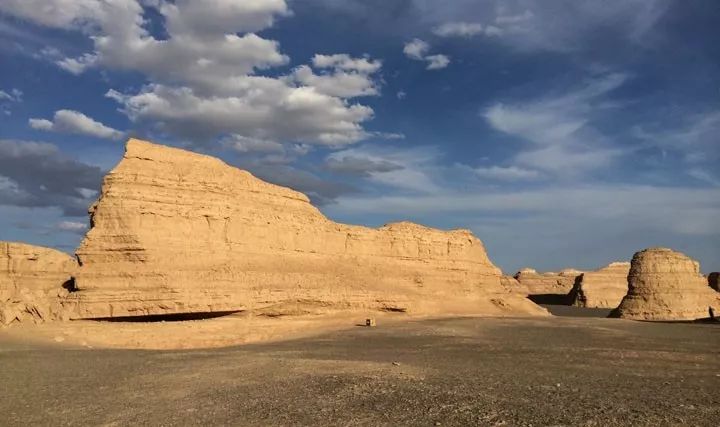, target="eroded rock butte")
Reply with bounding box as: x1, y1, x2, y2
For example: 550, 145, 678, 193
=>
568, 262, 630, 309
68, 138, 547, 319
611, 248, 720, 320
